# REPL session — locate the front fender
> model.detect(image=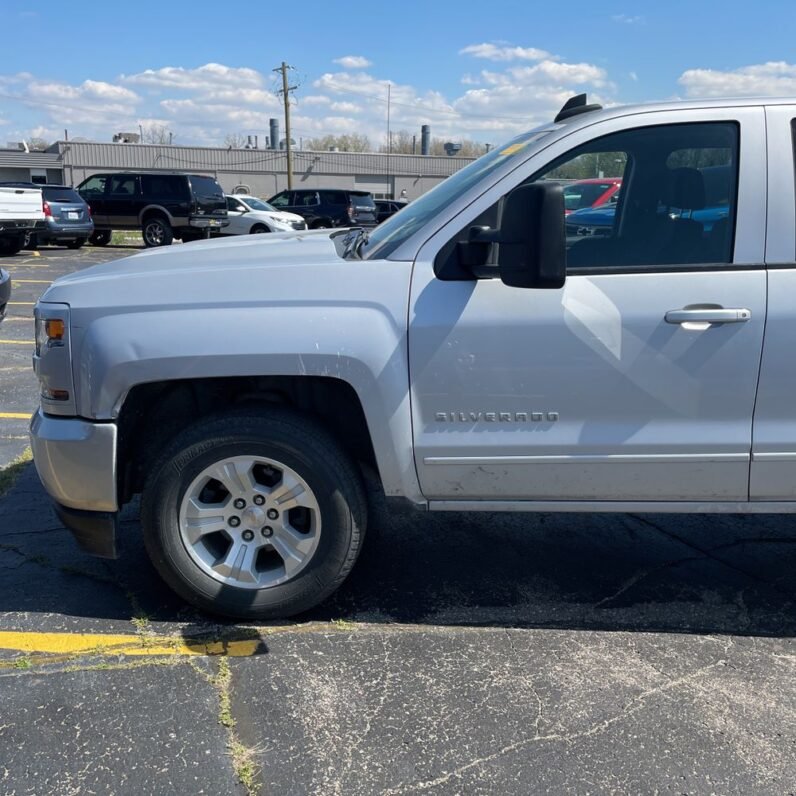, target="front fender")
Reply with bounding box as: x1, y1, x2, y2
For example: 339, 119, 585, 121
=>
74, 300, 422, 502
